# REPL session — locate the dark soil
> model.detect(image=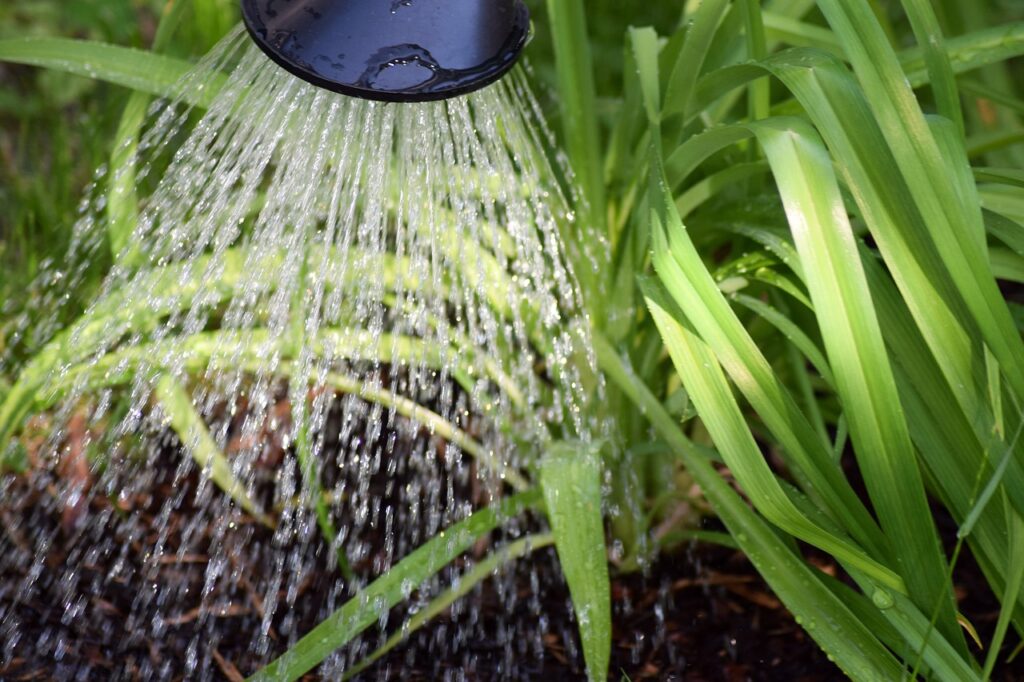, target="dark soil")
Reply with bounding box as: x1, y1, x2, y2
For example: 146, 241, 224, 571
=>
373, 535, 844, 682
0, 461, 842, 682
0, 406, 1021, 680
